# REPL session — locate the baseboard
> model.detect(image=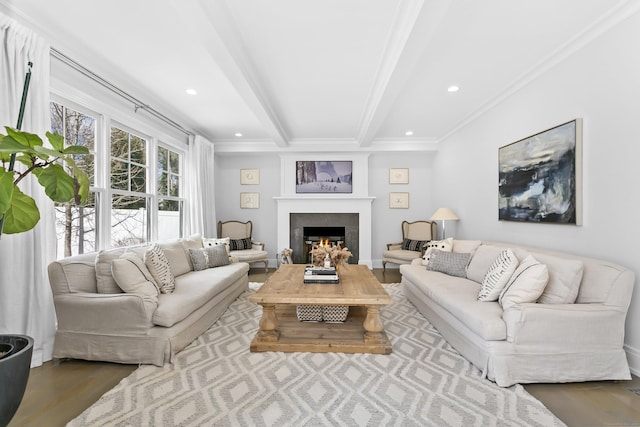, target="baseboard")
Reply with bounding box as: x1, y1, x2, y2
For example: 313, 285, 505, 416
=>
625, 343, 640, 377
